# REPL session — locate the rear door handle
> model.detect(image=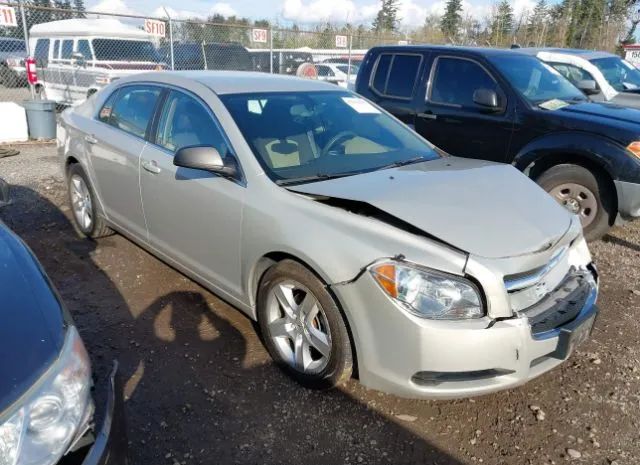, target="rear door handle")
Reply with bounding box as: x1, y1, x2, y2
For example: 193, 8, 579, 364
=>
84, 134, 97, 144
141, 159, 161, 174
